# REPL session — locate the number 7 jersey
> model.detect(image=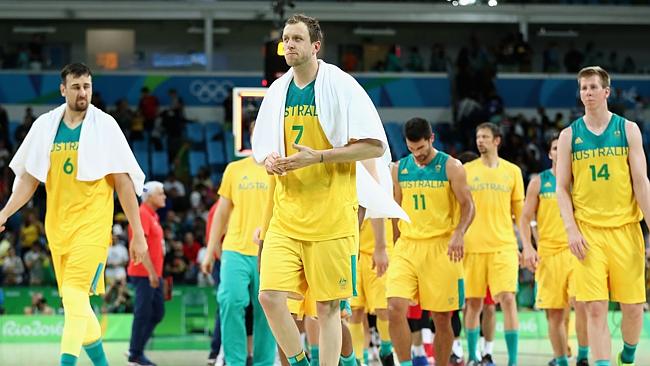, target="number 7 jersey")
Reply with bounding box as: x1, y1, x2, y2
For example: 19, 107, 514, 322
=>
397, 151, 459, 240
570, 113, 641, 227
